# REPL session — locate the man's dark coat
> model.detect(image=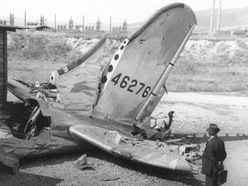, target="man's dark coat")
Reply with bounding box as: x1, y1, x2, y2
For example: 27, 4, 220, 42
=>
201, 137, 226, 176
